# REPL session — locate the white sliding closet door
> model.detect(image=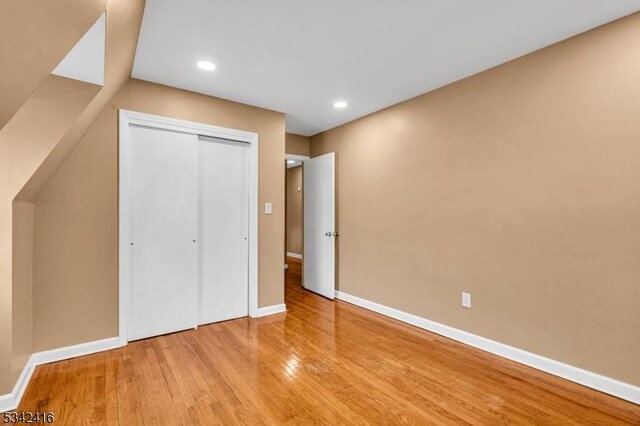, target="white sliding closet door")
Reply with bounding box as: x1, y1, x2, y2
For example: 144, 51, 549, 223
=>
199, 136, 250, 324
128, 125, 198, 341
